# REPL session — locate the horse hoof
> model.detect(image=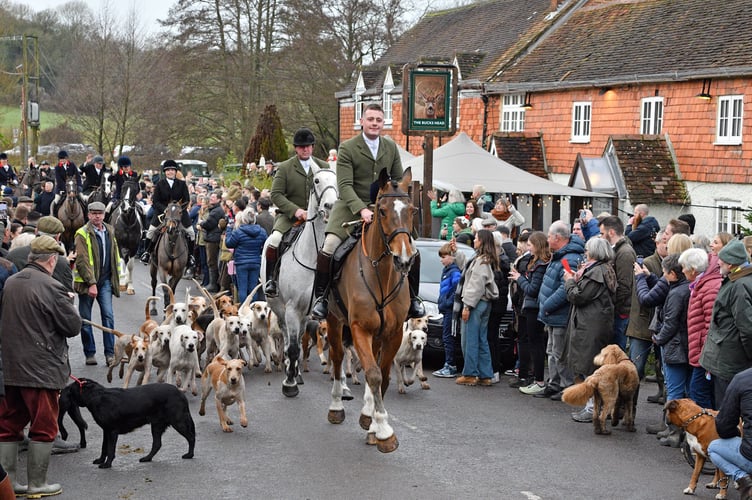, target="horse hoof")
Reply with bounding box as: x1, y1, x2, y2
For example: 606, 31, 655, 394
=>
366, 432, 378, 446
342, 387, 353, 401
359, 414, 372, 430
328, 409, 345, 424
282, 383, 299, 398
376, 434, 399, 453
